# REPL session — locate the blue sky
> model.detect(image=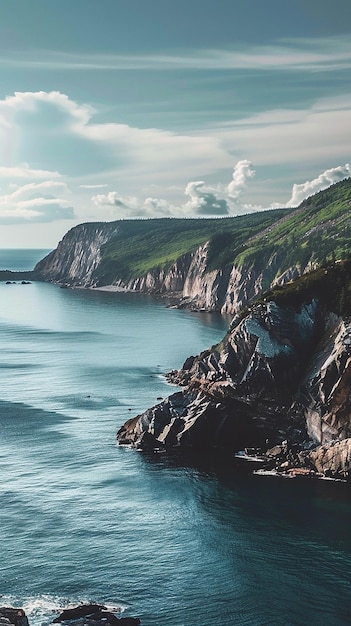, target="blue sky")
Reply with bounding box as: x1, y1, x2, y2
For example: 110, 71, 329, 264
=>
0, 0, 350, 247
